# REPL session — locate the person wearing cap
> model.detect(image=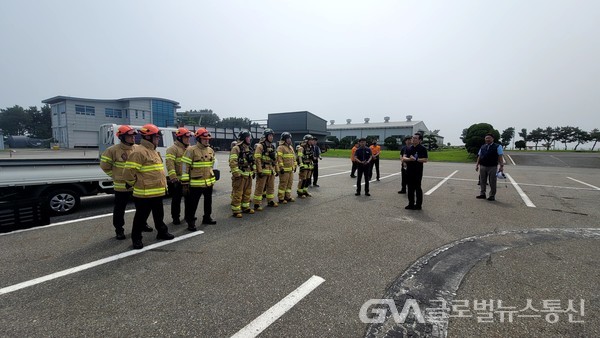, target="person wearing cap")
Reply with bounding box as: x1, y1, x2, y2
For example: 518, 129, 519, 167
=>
398, 136, 412, 194
181, 128, 217, 229
354, 138, 373, 196
253, 128, 279, 210
166, 127, 192, 225
100, 125, 153, 240
277, 131, 297, 203
296, 134, 315, 198
229, 129, 256, 218
369, 139, 381, 181
123, 124, 174, 249
402, 133, 428, 210
475, 133, 505, 201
